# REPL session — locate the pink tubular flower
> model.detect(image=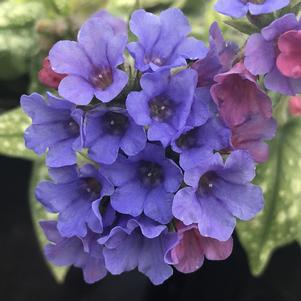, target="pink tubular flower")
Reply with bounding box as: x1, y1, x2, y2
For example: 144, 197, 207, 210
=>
231, 114, 277, 163
38, 57, 66, 89
210, 63, 276, 162
171, 221, 233, 274
289, 96, 301, 116
211, 63, 272, 127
